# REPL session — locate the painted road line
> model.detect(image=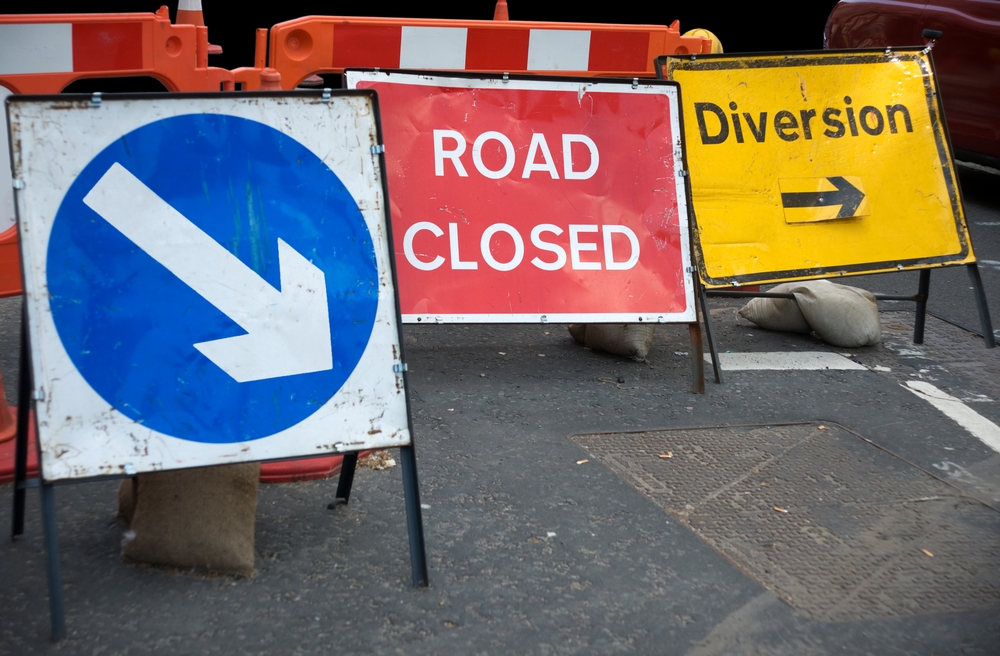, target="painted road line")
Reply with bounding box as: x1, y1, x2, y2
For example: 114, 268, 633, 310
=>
904, 381, 1000, 454
703, 352, 866, 371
